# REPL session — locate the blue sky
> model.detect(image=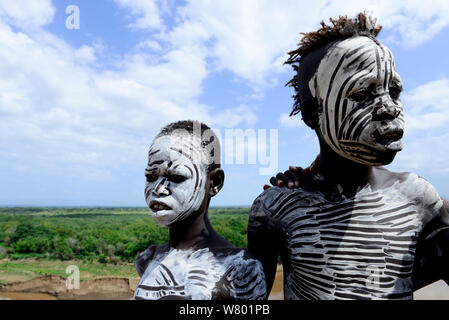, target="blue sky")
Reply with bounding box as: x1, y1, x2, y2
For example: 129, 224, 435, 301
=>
1, 0, 449, 207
